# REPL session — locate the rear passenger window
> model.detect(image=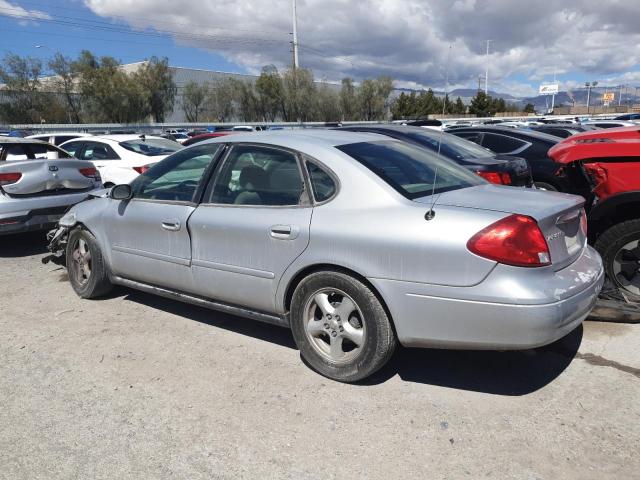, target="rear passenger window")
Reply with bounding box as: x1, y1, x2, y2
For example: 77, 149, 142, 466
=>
306, 161, 336, 202
209, 145, 305, 206
62, 141, 83, 157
